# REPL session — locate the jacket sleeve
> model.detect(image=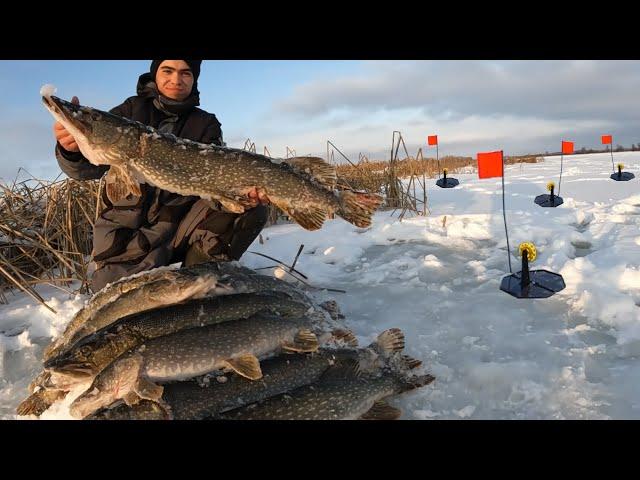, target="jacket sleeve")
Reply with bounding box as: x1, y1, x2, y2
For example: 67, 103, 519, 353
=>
200, 115, 224, 146
55, 97, 136, 180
